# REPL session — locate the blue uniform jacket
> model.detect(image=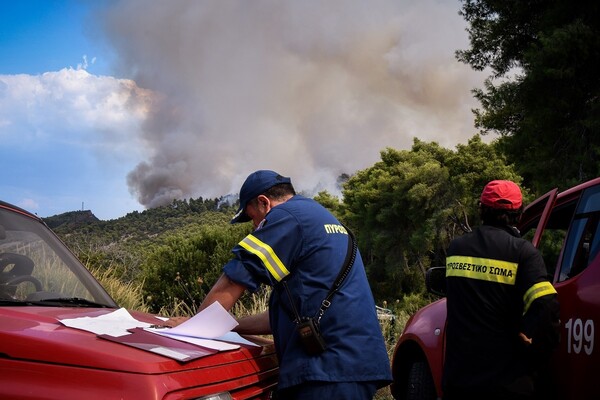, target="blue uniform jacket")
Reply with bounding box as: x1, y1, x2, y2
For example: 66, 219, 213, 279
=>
223, 195, 392, 389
